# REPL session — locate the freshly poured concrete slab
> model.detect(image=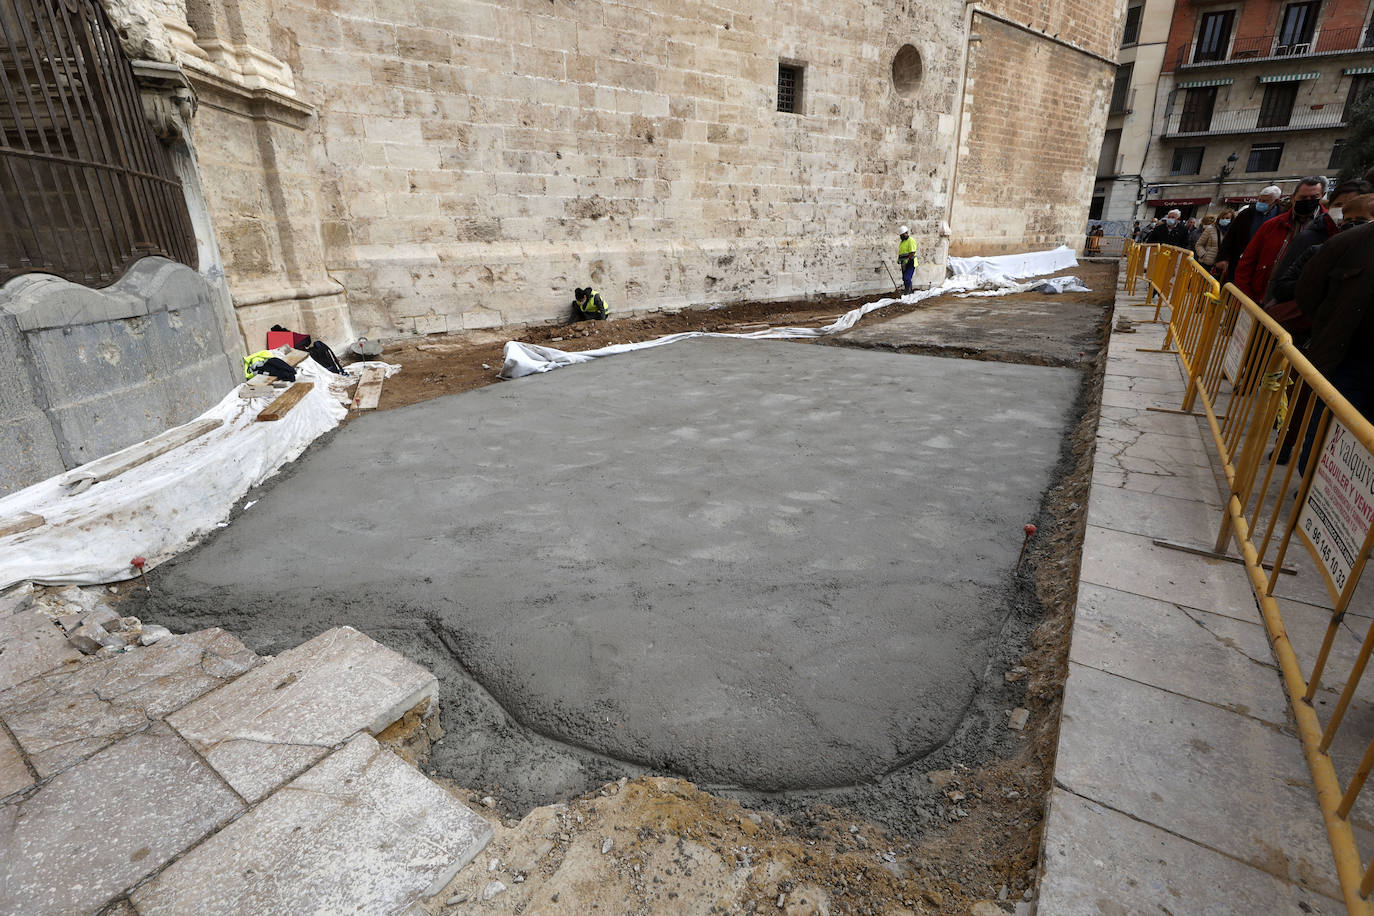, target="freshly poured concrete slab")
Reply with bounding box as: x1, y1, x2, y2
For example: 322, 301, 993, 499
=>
0, 726, 30, 799
168, 626, 437, 801
1070, 583, 1286, 725
1039, 788, 1339, 915
1056, 663, 1339, 900
0, 609, 81, 692
0, 722, 242, 915
0, 628, 259, 777
832, 296, 1106, 366
132, 734, 492, 915
151, 338, 1079, 790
